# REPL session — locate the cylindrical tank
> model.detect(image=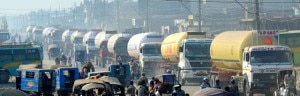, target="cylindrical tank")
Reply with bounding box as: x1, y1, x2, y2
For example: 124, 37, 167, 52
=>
43, 27, 55, 37
82, 30, 100, 47
26, 25, 34, 36
70, 29, 88, 45
95, 31, 117, 49
62, 29, 76, 43
107, 33, 132, 54
32, 26, 44, 43
50, 29, 64, 42
127, 32, 163, 59
210, 31, 277, 71
161, 32, 205, 65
